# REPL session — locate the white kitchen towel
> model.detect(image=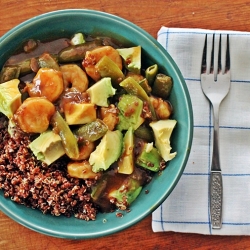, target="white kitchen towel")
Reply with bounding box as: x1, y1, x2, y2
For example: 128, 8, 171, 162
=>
152, 27, 250, 235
